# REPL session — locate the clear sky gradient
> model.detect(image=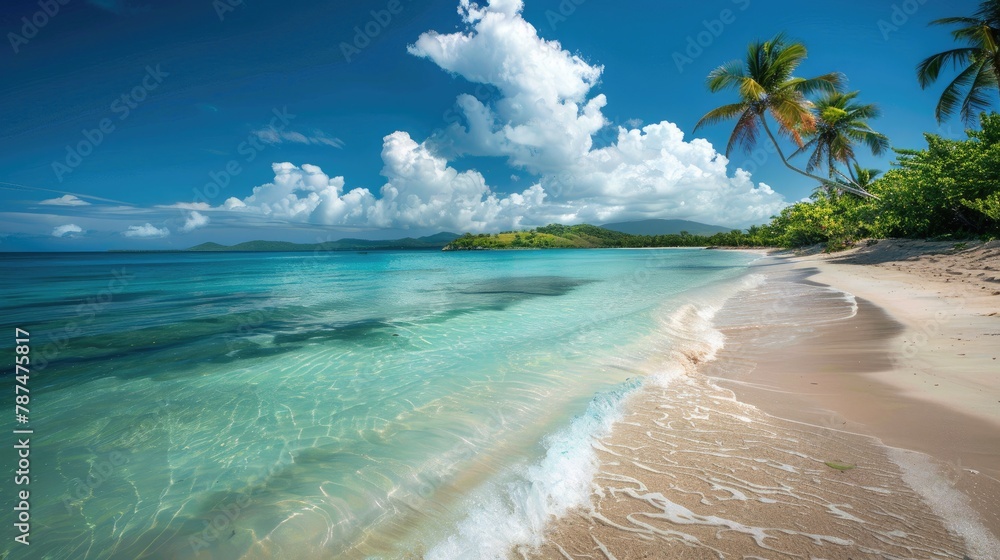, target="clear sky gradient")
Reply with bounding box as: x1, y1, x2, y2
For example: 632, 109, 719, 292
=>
0, 0, 987, 250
